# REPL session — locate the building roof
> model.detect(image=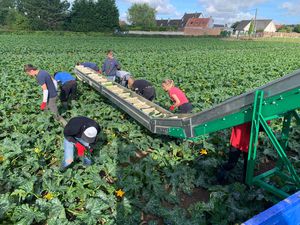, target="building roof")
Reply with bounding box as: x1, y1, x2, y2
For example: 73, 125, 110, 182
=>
156, 12, 203, 28
168, 19, 181, 27
156, 19, 169, 27
255, 20, 273, 31
185, 18, 212, 28
236, 19, 273, 31
181, 12, 202, 26
235, 20, 251, 30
